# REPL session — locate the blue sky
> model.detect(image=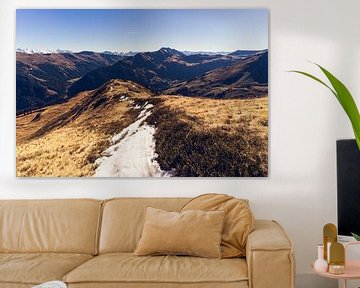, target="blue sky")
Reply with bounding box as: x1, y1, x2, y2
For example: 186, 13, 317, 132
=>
16, 9, 268, 53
